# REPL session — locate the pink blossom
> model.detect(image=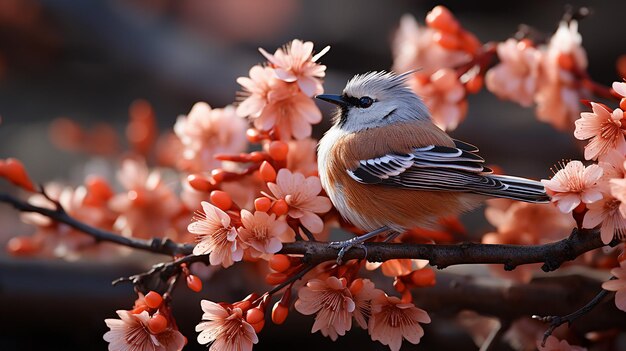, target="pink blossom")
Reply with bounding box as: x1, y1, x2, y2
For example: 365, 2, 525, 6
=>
610, 174, 626, 219
602, 260, 626, 311
574, 102, 626, 161
196, 300, 258, 351
285, 138, 319, 176
483, 199, 576, 282
484, 199, 576, 244
109, 159, 182, 239
103, 310, 185, 351
267, 168, 332, 233
237, 209, 294, 258
259, 39, 329, 96
486, 38, 542, 107
368, 294, 431, 351
410, 68, 467, 131
598, 149, 626, 182
537, 335, 587, 351
22, 183, 117, 259
294, 276, 355, 340
350, 278, 385, 330
614, 81, 626, 98
366, 258, 429, 278
236, 65, 322, 140
392, 14, 470, 76
541, 160, 603, 213
582, 195, 626, 244
174, 102, 247, 172
535, 21, 588, 130
188, 201, 243, 267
